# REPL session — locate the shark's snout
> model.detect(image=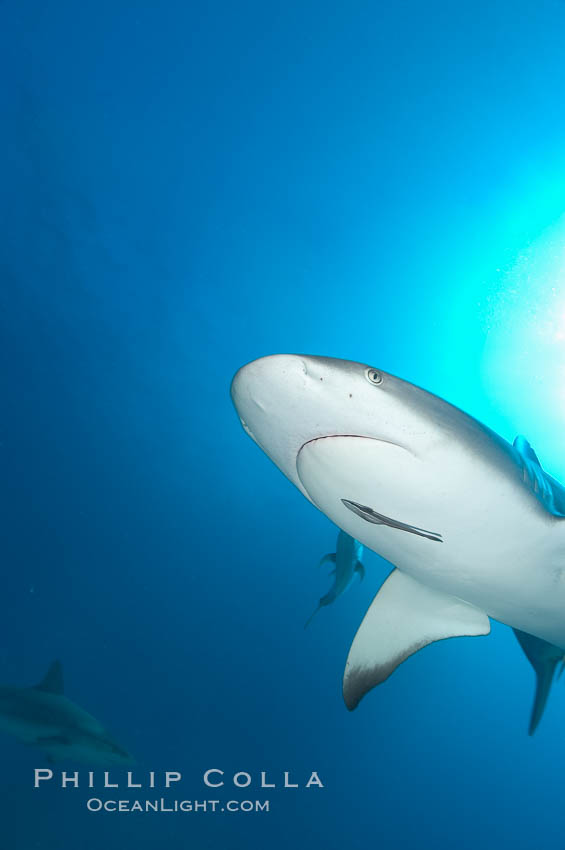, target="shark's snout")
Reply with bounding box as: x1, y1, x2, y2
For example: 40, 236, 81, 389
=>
230, 355, 309, 412
230, 354, 363, 426
230, 354, 398, 498
231, 354, 350, 497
